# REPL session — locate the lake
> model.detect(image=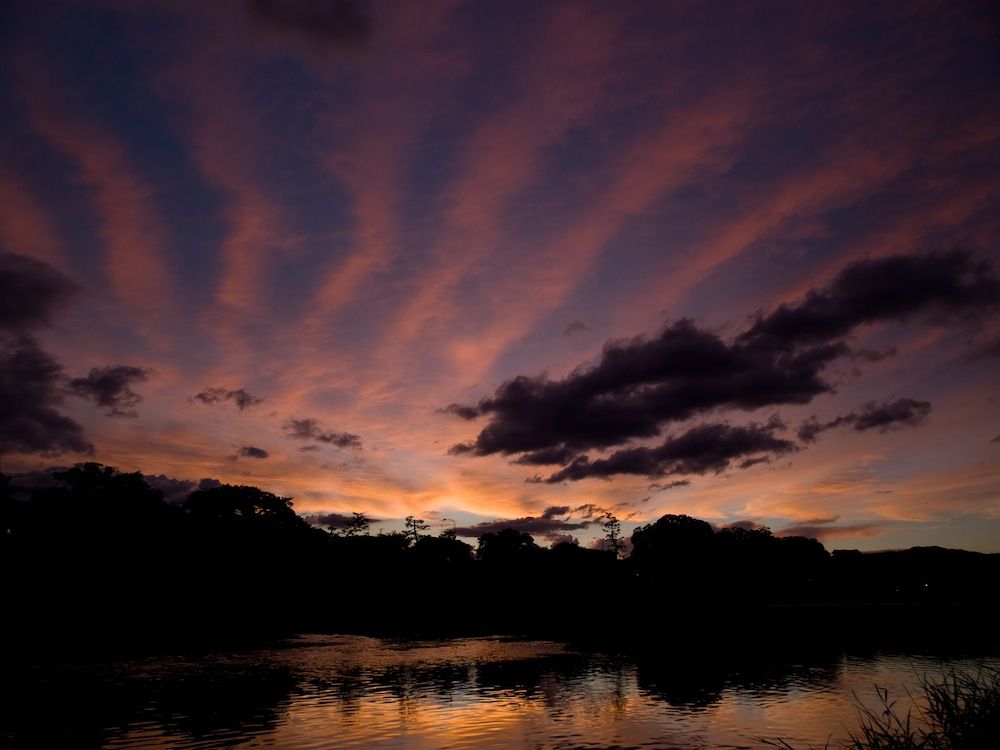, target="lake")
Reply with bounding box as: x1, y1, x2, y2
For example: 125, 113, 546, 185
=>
2, 635, 997, 749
